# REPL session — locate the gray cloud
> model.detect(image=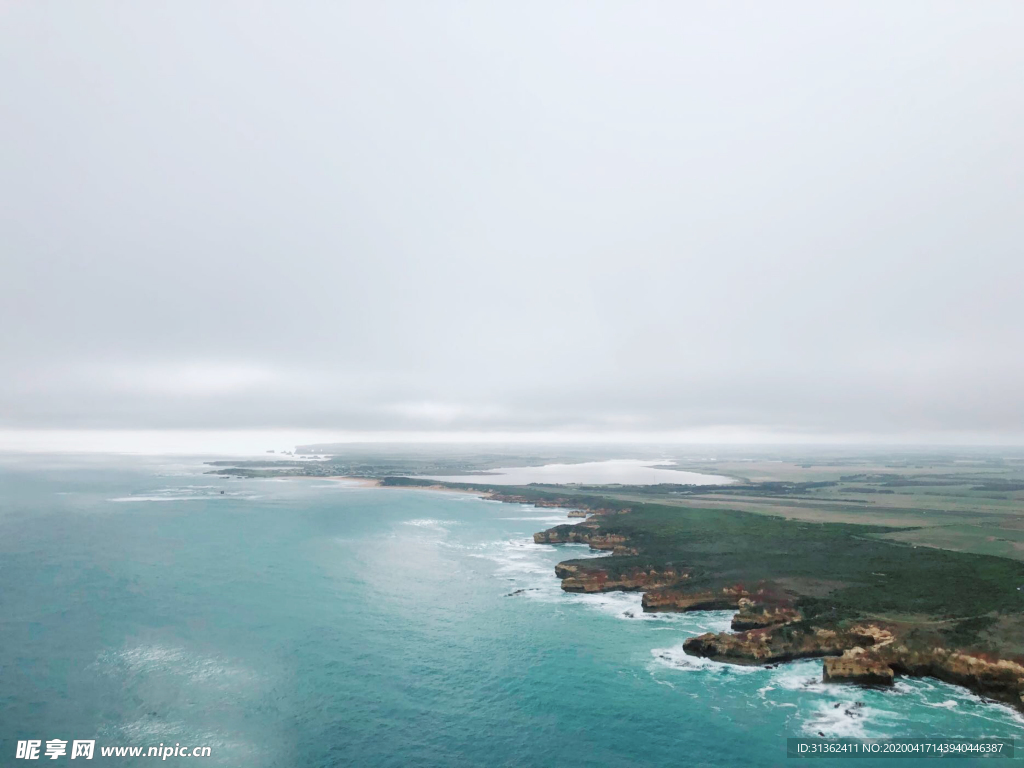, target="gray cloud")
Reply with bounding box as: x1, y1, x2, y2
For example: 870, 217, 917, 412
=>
1, 1, 1023, 442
